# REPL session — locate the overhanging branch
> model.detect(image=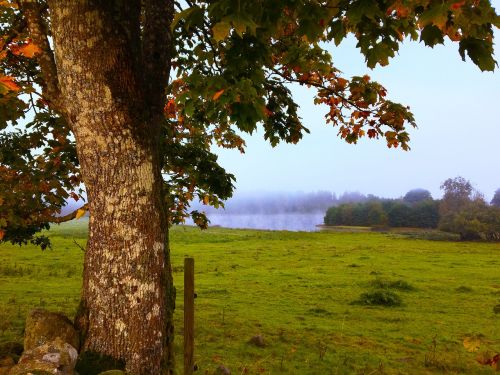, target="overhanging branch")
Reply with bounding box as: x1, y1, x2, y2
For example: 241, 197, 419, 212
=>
19, 1, 63, 112
50, 204, 88, 224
